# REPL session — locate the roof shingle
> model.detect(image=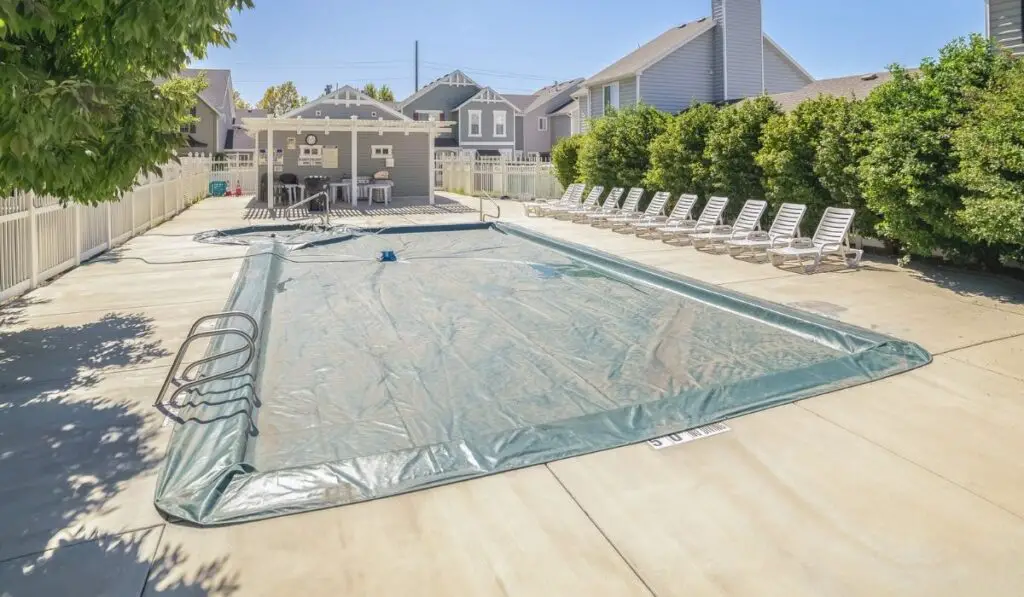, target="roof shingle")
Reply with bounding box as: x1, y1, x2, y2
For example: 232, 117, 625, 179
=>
584, 18, 716, 87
